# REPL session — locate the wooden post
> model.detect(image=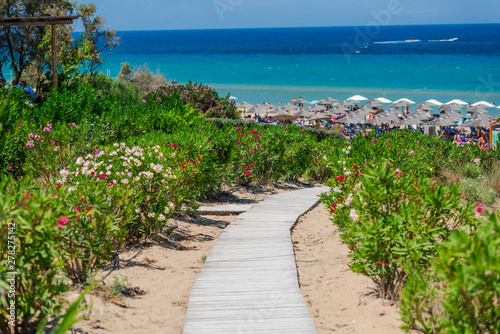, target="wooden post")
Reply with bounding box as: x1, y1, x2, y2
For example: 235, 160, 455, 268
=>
51, 24, 57, 91
490, 123, 493, 148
